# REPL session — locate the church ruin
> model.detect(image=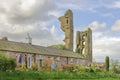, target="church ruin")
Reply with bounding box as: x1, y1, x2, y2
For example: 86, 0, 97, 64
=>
59, 9, 92, 62
59, 9, 74, 51
0, 9, 93, 69
76, 28, 92, 62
